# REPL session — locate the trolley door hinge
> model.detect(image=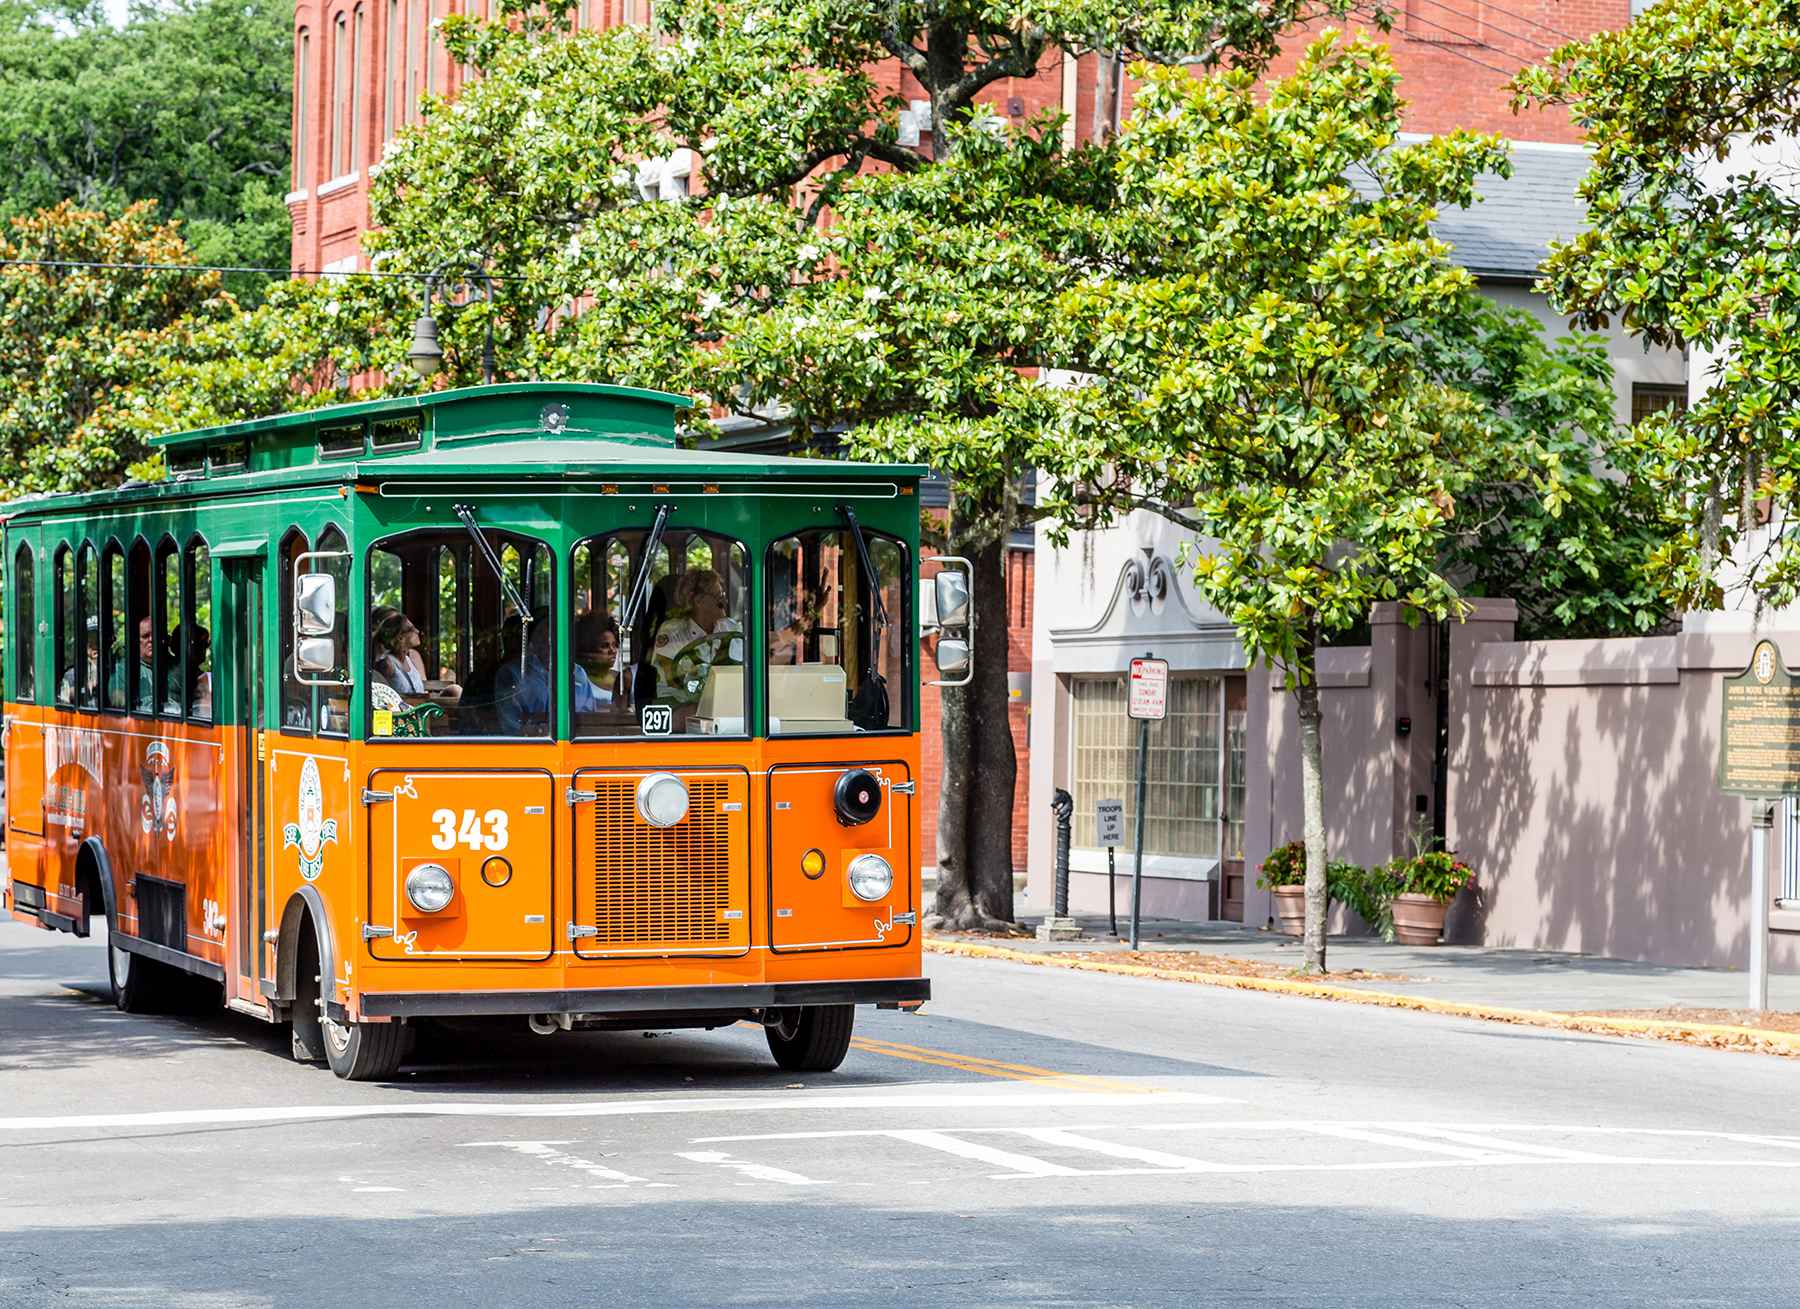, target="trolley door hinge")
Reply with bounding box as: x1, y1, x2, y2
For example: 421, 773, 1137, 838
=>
892, 912, 918, 926
566, 787, 597, 806
362, 924, 395, 941
257, 732, 267, 762
567, 923, 598, 941
262, 930, 279, 943
889, 781, 917, 796
362, 788, 395, 805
